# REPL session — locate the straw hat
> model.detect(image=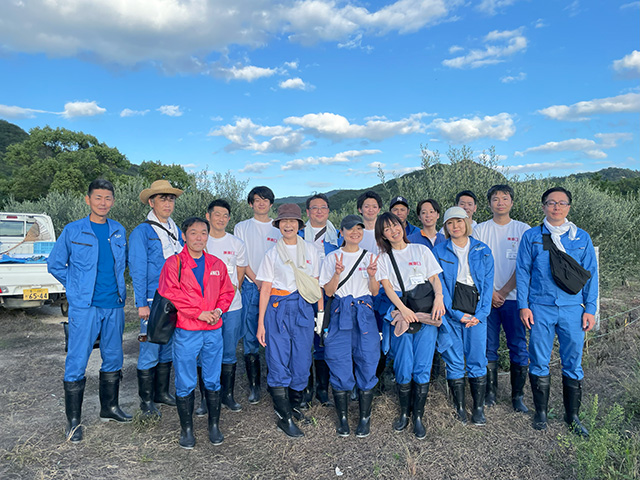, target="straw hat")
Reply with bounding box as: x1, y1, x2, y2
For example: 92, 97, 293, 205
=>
139, 180, 184, 204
